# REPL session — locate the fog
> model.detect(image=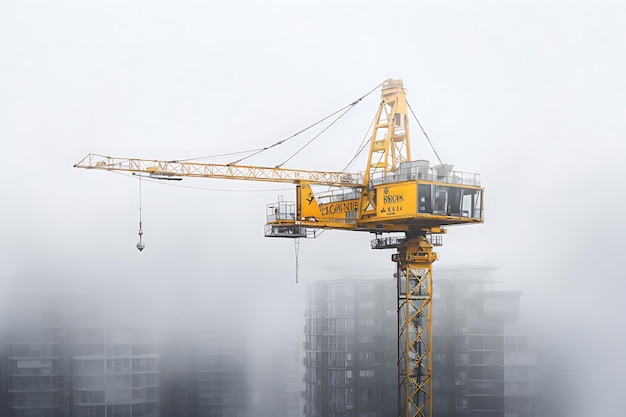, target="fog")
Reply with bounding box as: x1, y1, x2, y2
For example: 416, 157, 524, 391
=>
1, 0, 625, 415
